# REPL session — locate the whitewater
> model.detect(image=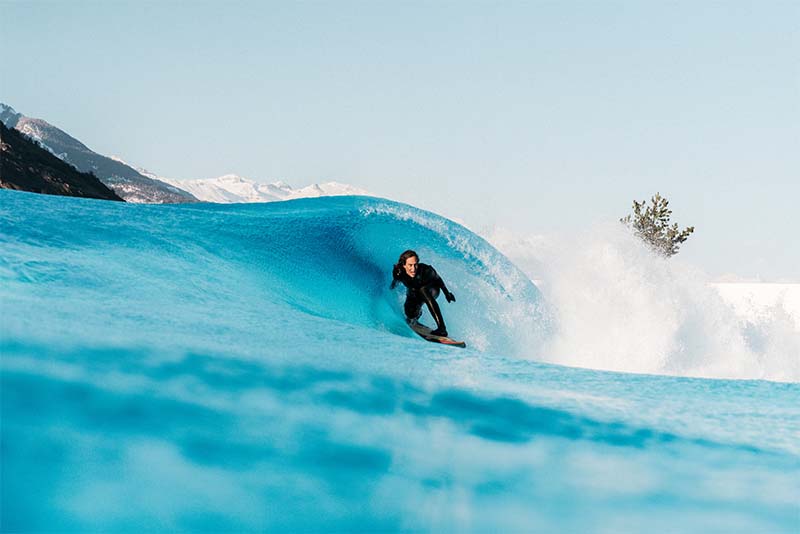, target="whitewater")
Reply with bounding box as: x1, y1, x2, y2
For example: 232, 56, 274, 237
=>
1, 190, 798, 531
